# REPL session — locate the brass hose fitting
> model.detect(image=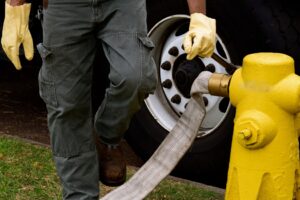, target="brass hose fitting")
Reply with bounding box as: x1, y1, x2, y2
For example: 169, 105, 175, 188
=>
208, 73, 231, 97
